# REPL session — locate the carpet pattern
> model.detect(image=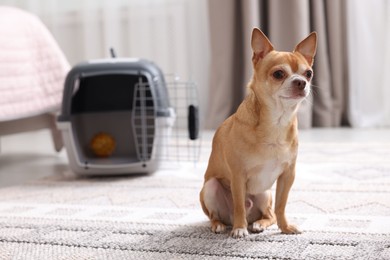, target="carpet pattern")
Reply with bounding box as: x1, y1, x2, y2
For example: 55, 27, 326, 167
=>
0, 141, 389, 259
